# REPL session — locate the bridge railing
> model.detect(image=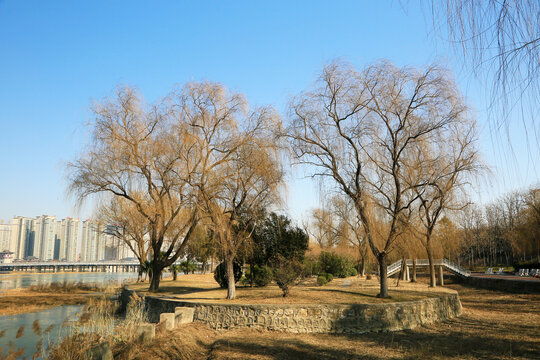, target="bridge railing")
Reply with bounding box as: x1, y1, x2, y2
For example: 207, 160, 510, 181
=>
441, 259, 471, 277
386, 259, 403, 276
386, 258, 470, 277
